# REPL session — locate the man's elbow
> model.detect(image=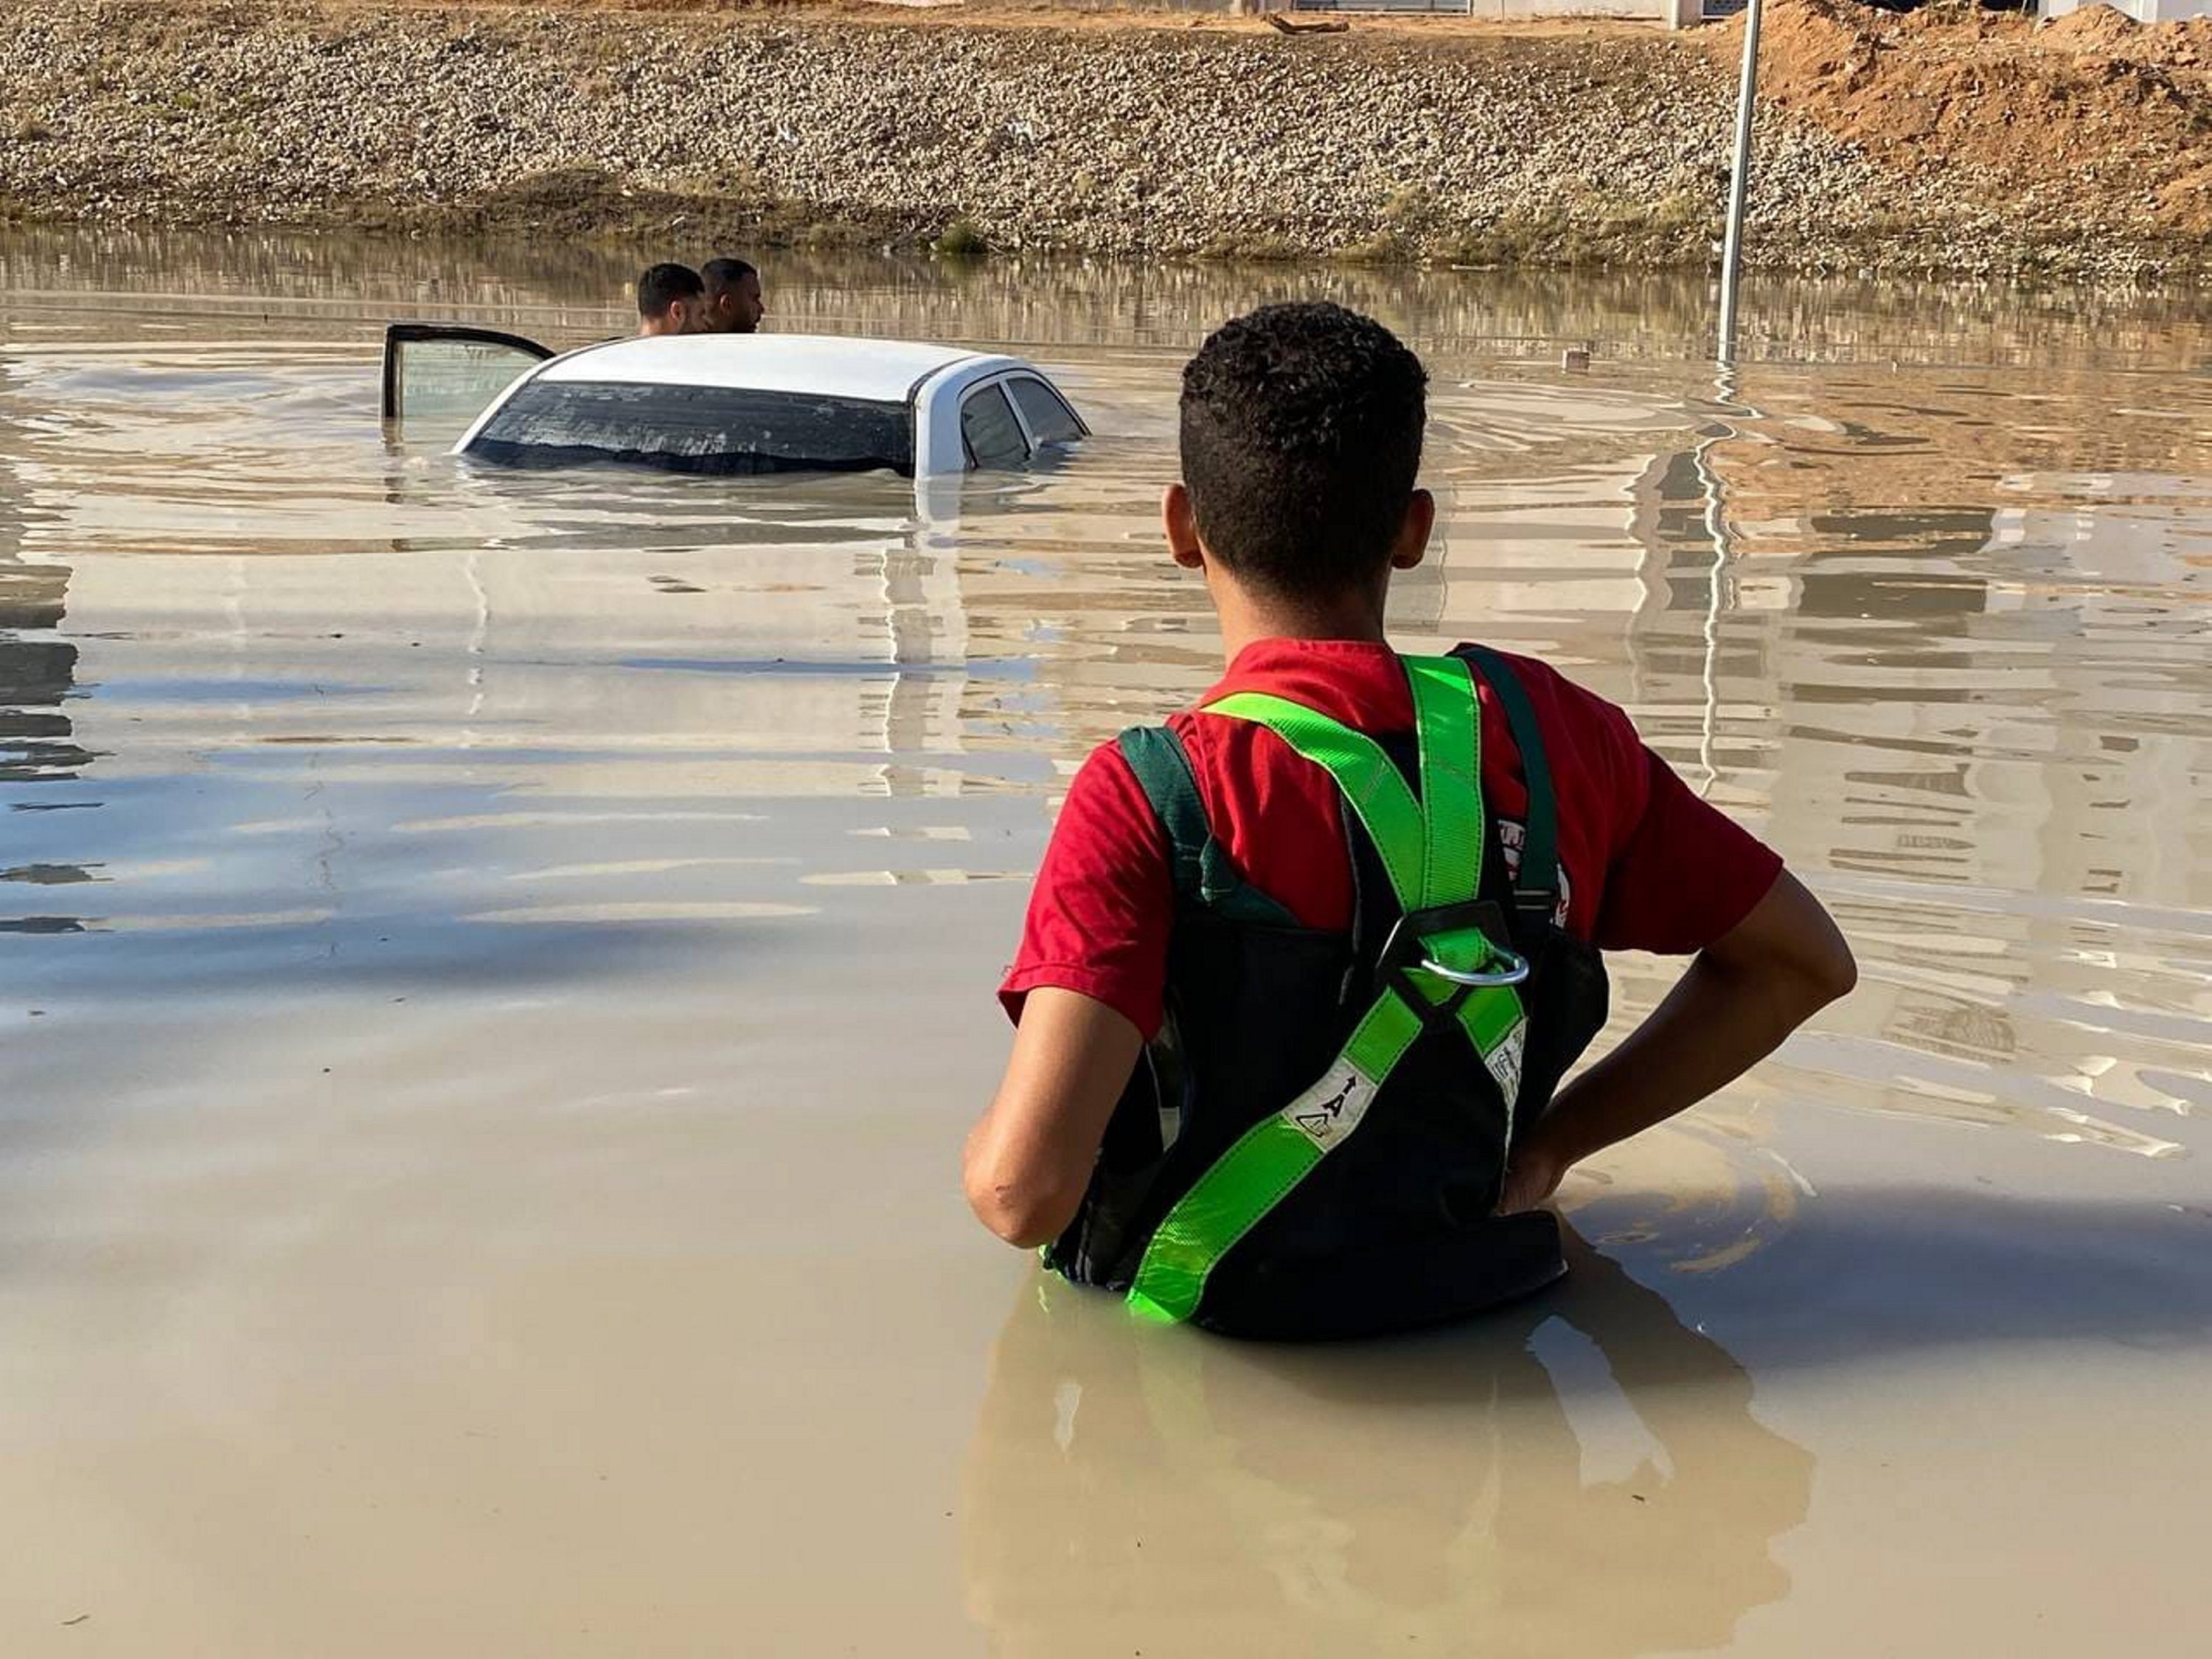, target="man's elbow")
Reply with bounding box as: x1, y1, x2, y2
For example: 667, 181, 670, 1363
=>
1789, 930, 1857, 1015
1818, 938, 1859, 1006
1725, 872, 1857, 1016
963, 1165, 1079, 1251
